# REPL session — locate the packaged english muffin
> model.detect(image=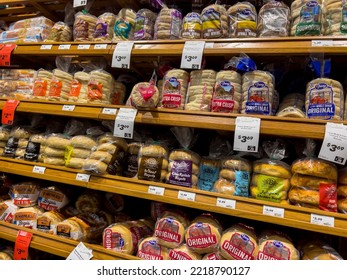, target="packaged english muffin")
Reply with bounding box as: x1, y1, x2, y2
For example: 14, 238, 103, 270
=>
123, 142, 142, 178
201, 4, 228, 39
154, 7, 182, 40
73, 11, 97, 42
134, 9, 157, 40
227, 2, 257, 38
181, 12, 202, 39
276, 93, 306, 118
93, 12, 116, 41
137, 237, 170, 260
32, 69, 52, 100
113, 8, 136, 40
323, 0, 347, 36
45, 21, 72, 42
169, 243, 202, 260
9, 181, 41, 207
